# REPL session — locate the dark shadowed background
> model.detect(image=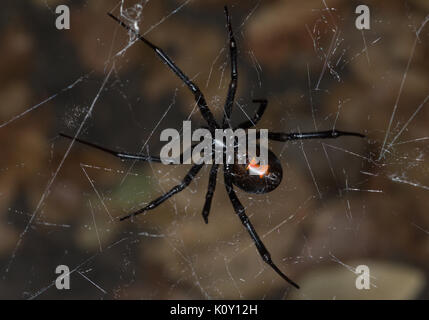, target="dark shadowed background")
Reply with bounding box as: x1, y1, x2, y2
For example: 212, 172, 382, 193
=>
0, 0, 428, 299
